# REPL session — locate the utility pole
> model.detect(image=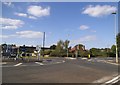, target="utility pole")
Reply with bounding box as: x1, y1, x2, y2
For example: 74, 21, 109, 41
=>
42, 32, 45, 57
36, 45, 41, 61
112, 12, 118, 63
67, 34, 70, 57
